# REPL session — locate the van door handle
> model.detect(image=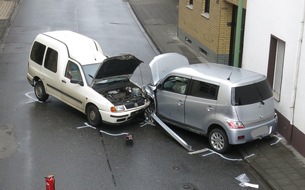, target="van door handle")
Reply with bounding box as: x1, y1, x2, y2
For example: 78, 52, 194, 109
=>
176, 100, 184, 106
205, 106, 214, 111
62, 80, 66, 83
